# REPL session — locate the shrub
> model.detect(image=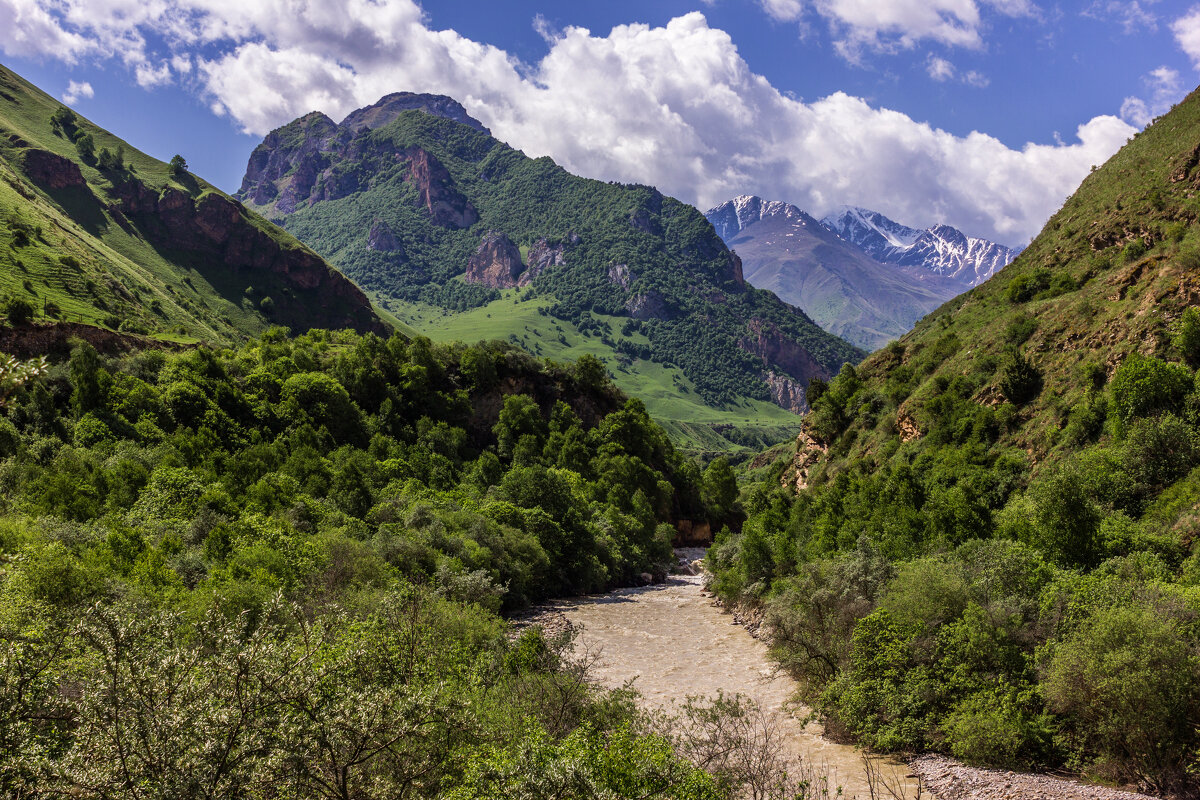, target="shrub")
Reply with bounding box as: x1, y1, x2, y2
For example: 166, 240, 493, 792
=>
1041, 601, 1200, 791
1172, 307, 1200, 367
1, 294, 35, 325
944, 687, 1055, 769
1121, 237, 1148, 263
998, 347, 1041, 405
1108, 353, 1191, 431
1005, 270, 1050, 303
